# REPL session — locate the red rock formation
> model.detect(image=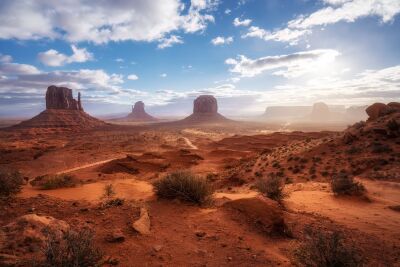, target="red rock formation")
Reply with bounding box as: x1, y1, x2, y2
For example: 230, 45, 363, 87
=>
15, 85, 105, 129
193, 95, 218, 114
124, 101, 158, 121
46, 85, 82, 110
180, 95, 230, 124
366, 103, 391, 120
